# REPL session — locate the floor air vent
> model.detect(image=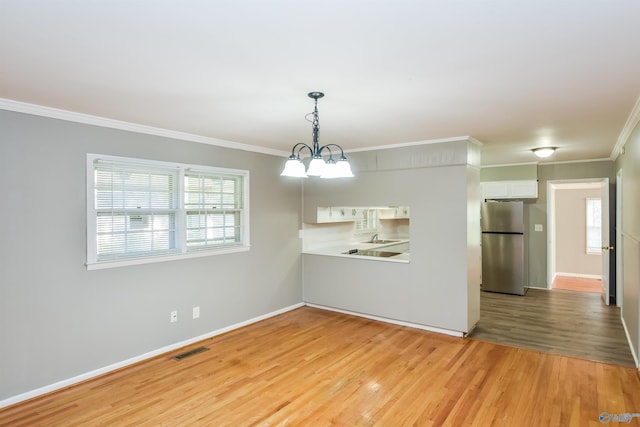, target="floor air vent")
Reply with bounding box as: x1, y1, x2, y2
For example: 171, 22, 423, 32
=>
172, 346, 210, 361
